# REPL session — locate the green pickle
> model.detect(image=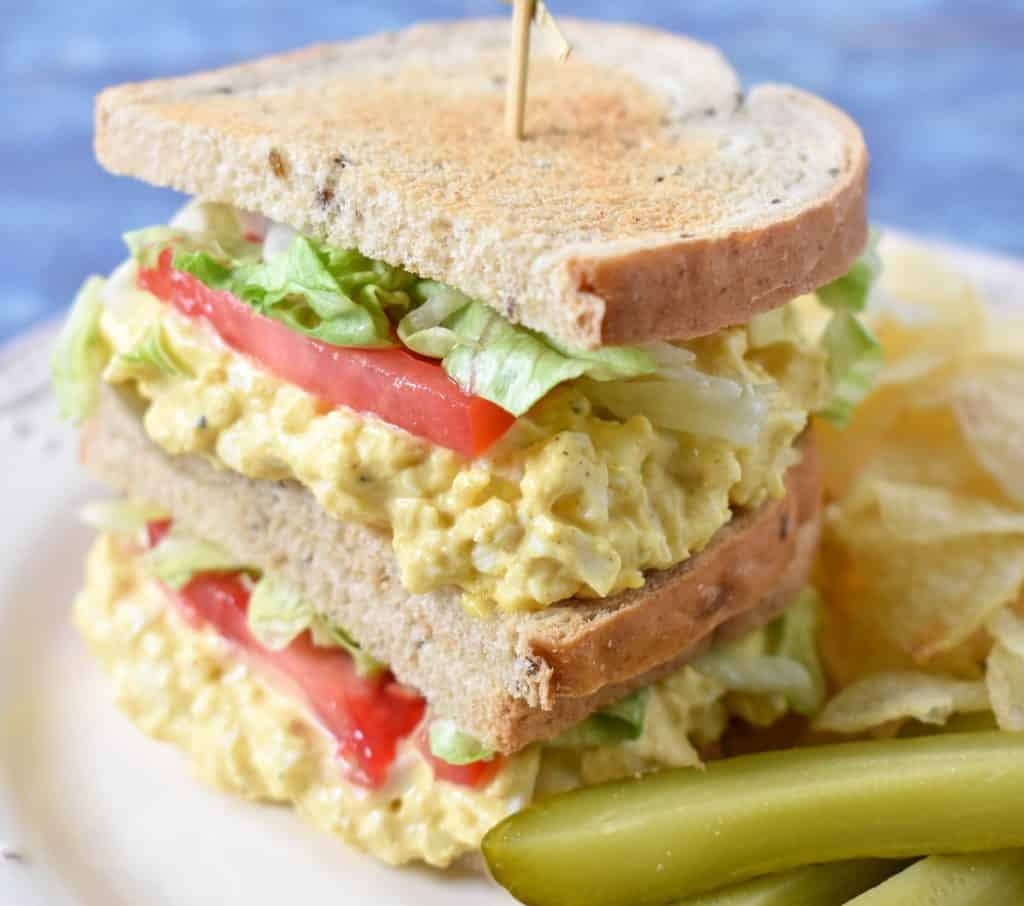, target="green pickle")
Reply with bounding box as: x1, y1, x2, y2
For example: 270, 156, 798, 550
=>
676, 860, 902, 905
482, 732, 1024, 906
844, 851, 1024, 905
